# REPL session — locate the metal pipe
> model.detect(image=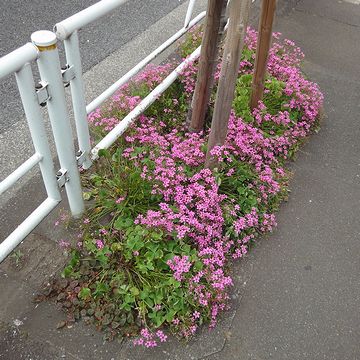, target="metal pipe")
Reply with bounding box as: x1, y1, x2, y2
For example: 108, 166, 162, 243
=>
184, 0, 196, 28
14, 63, 62, 202
31, 30, 84, 218
86, 11, 206, 114
0, 43, 38, 79
64, 31, 92, 169
0, 197, 59, 263
91, 45, 201, 159
54, 0, 128, 40
0, 153, 42, 195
